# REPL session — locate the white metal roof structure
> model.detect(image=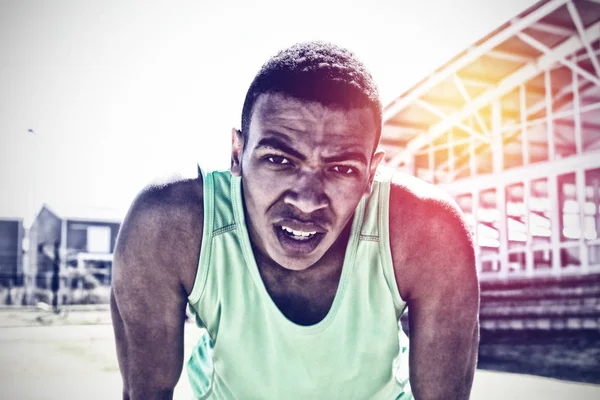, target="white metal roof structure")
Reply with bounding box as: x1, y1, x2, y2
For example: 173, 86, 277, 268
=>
382, 0, 600, 281
382, 0, 600, 183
